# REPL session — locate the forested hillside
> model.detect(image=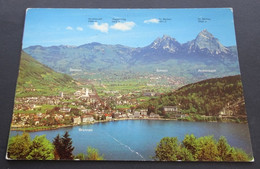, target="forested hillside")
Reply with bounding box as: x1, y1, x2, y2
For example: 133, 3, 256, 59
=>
139, 75, 246, 118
